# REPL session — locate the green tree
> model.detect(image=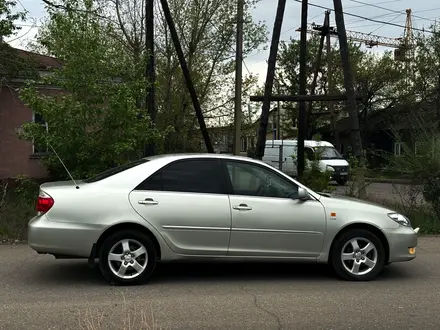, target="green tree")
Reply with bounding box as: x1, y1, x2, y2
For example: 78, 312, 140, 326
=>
18, 0, 167, 180
0, 1, 35, 81
0, 0, 26, 38
276, 36, 404, 142
100, 0, 267, 152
